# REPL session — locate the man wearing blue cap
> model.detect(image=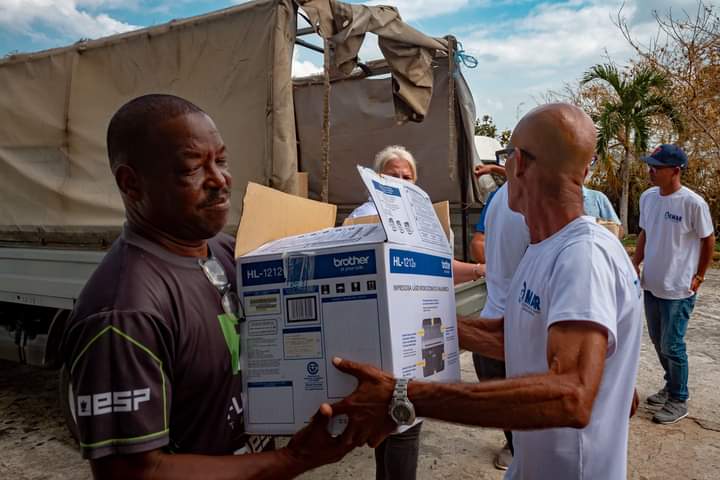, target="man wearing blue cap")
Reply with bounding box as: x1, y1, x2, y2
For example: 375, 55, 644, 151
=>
632, 144, 715, 424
